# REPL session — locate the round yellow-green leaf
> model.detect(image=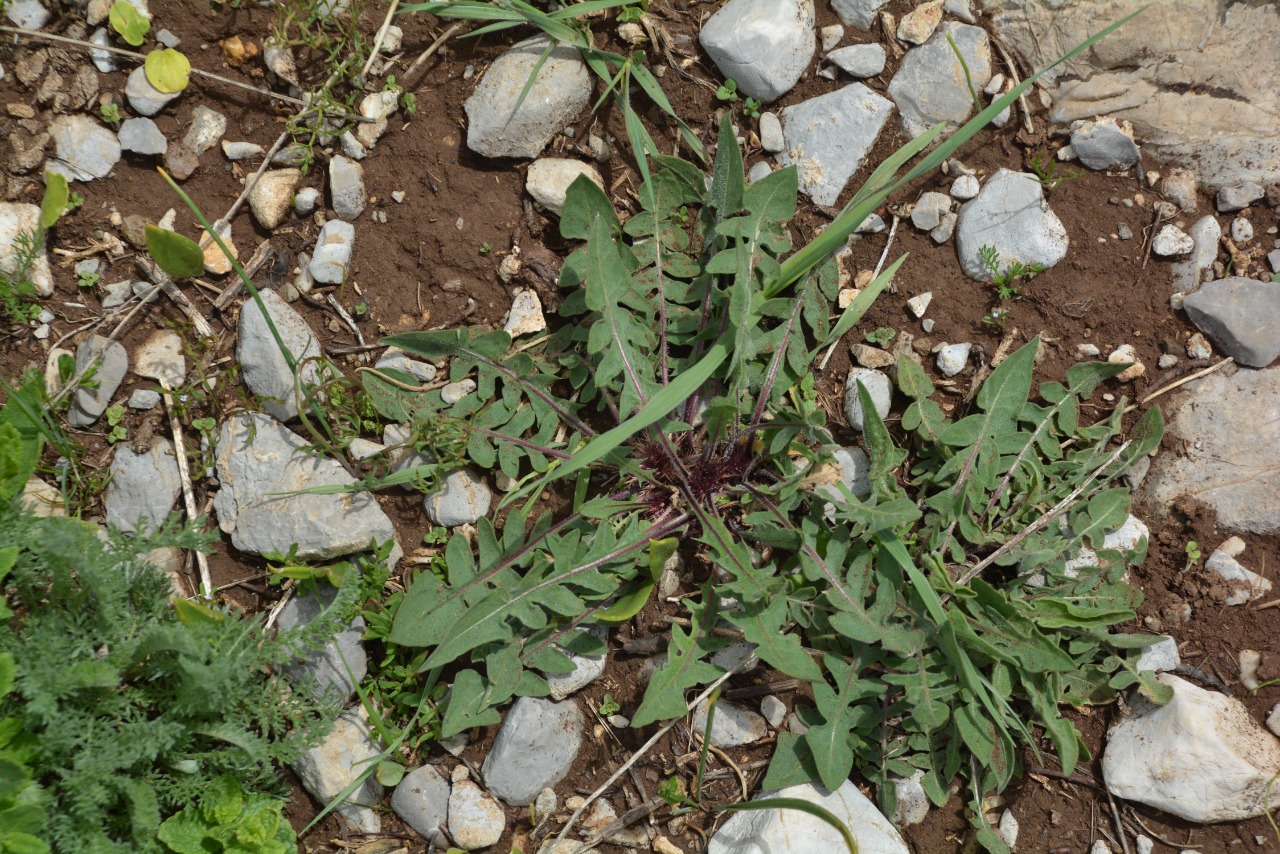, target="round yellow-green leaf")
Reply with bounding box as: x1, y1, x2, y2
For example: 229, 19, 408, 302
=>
145, 225, 204, 279
144, 48, 191, 94
109, 1, 150, 47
